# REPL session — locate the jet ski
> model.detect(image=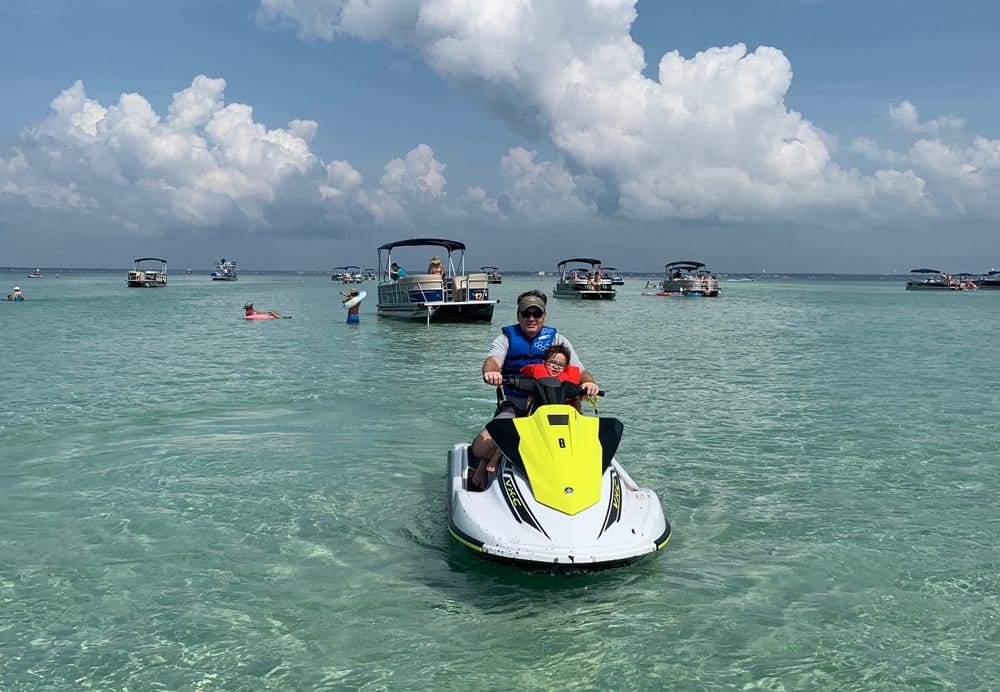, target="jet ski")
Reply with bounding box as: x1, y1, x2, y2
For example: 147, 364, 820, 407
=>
447, 375, 671, 569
